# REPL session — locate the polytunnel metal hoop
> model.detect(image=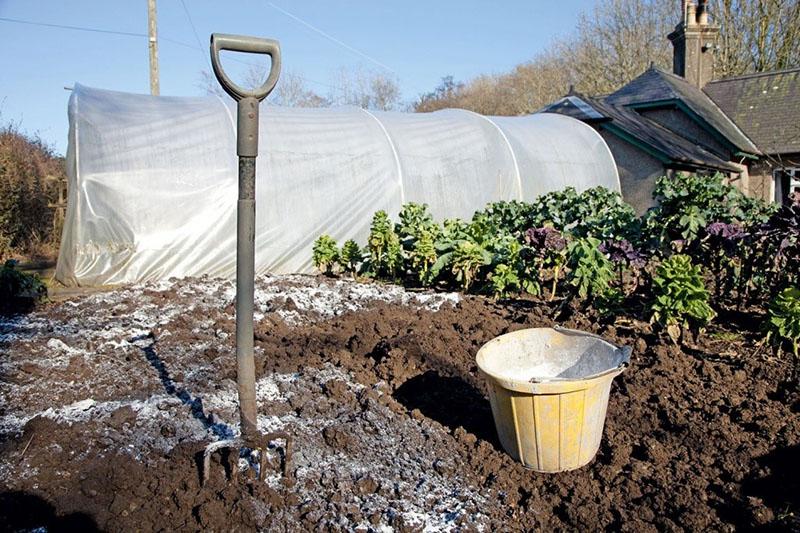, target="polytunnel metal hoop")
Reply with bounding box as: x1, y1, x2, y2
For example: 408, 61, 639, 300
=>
456, 108, 524, 201
359, 107, 406, 204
